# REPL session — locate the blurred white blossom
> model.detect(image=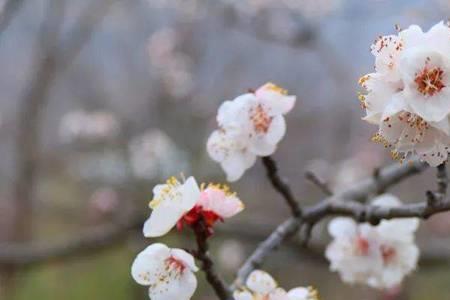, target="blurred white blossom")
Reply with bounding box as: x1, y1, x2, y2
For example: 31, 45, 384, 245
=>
148, 28, 194, 99
208, 83, 296, 181
217, 239, 245, 271
59, 110, 120, 144
132, 243, 198, 300
69, 151, 128, 184
128, 129, 190, 180
88, 187, 119, 217
360, 22, 450, 166
233, 269, 319, 300
326, 194, 420, 289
